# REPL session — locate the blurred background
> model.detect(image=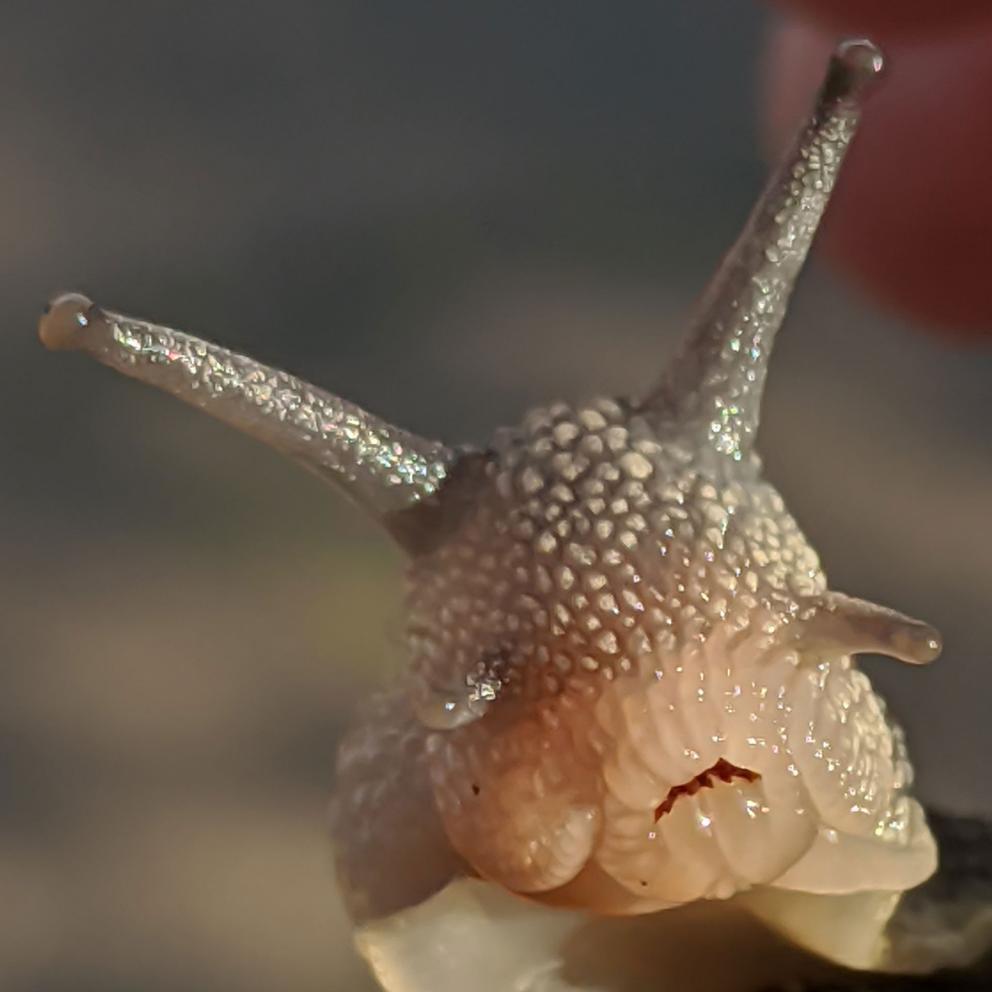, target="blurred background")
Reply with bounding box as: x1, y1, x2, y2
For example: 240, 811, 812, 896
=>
1, 3, 990, 990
